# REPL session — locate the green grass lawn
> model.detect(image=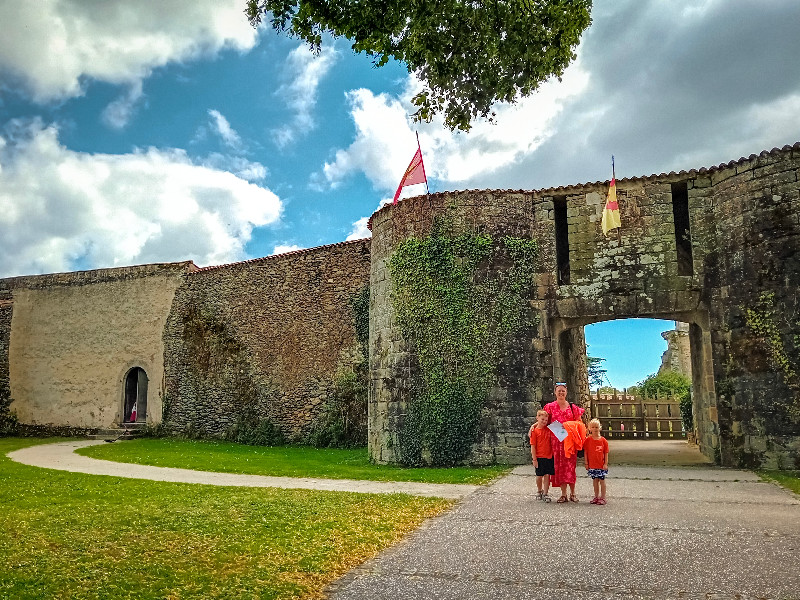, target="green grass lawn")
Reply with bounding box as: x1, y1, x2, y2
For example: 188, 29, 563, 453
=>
78, 438, 509, 484
0, 437, 455, 599
759, 469, 800, 496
